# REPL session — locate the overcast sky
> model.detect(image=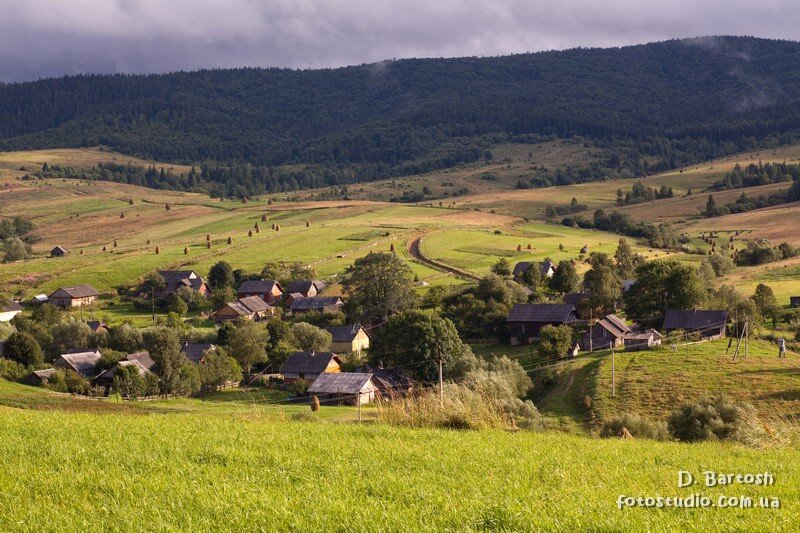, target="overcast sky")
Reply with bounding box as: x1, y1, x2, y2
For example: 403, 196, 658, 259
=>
0, 0, 797, 83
